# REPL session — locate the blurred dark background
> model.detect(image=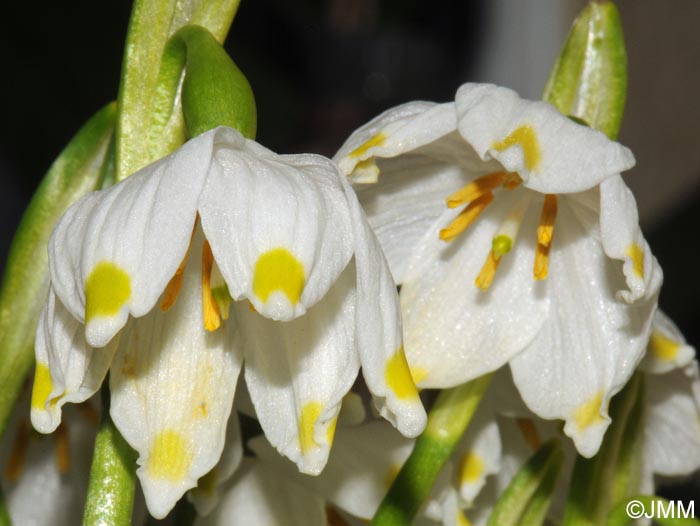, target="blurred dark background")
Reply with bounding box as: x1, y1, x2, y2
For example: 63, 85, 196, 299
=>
1, 0, 698, 503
